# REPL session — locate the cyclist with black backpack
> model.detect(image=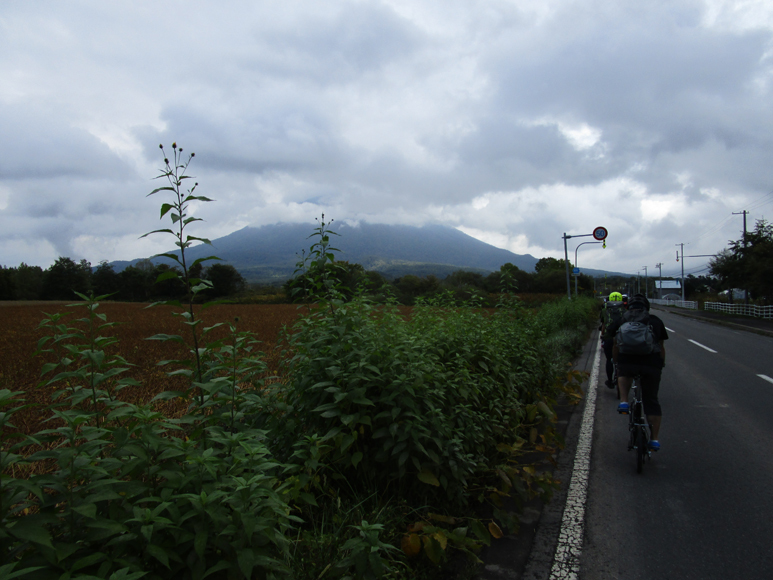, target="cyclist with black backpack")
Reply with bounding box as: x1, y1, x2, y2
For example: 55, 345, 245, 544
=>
600, 292, 625, 389
609, 294, 668, 451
